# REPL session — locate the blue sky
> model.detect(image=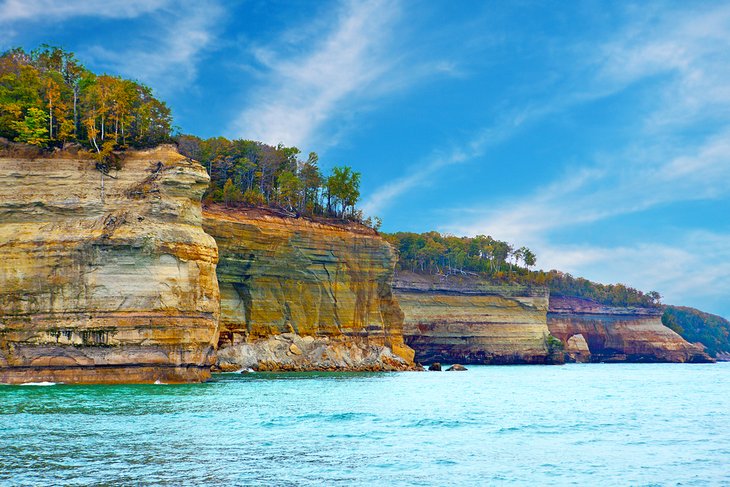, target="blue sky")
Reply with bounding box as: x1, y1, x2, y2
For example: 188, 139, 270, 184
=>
2, 0, 729, 317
